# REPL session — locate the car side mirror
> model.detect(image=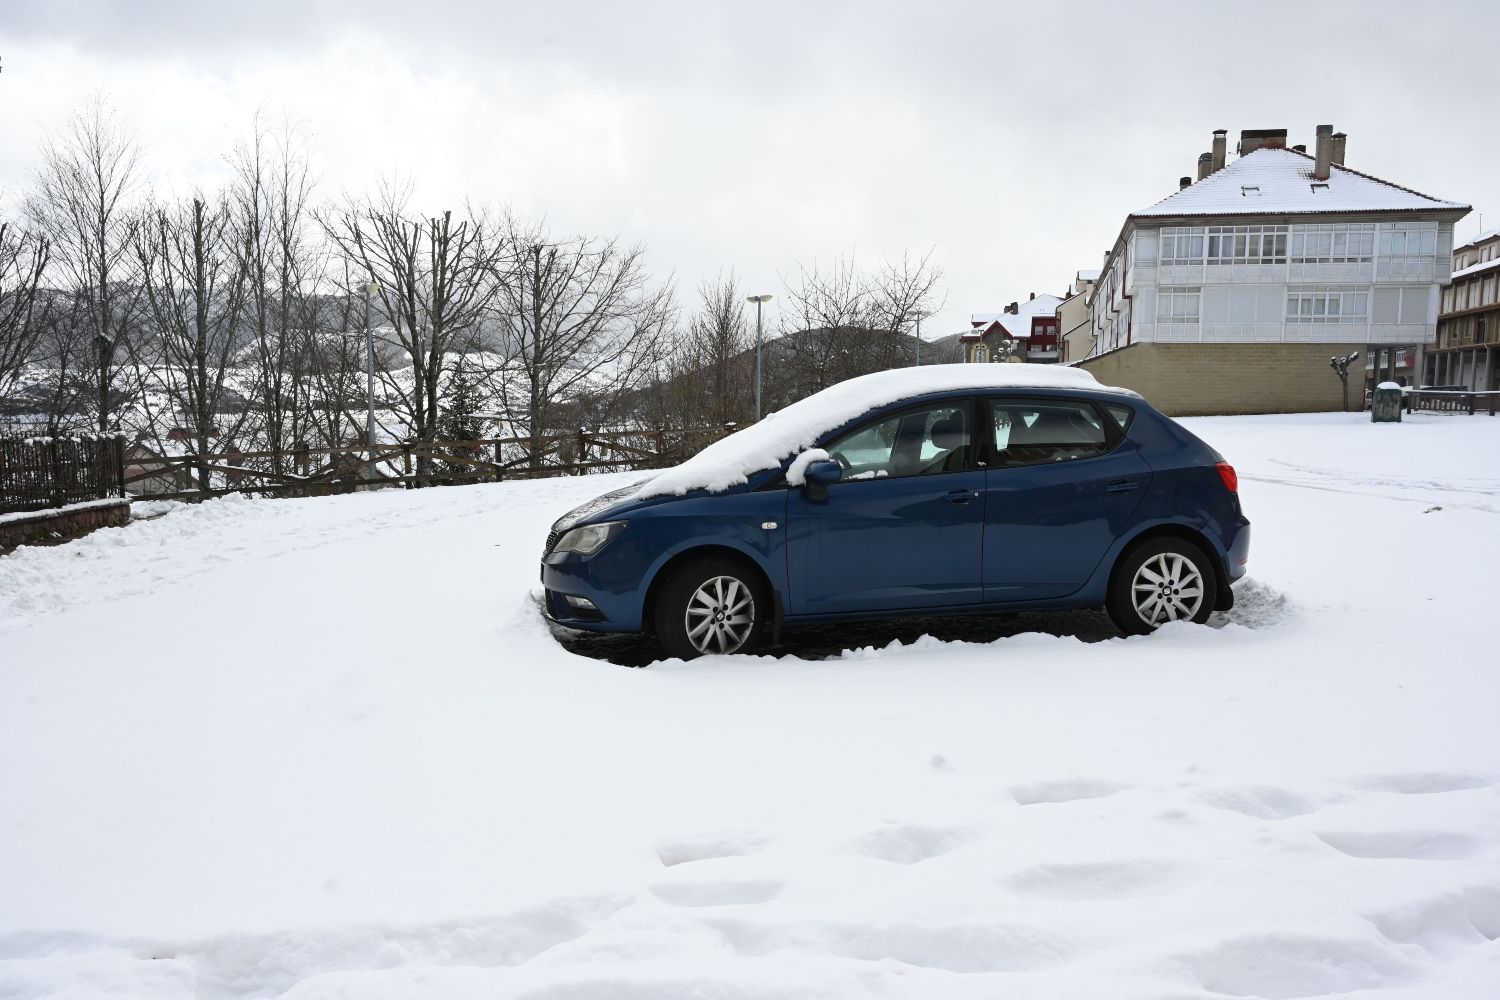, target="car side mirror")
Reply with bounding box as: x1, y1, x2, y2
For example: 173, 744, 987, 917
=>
802, 458, 841, 501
